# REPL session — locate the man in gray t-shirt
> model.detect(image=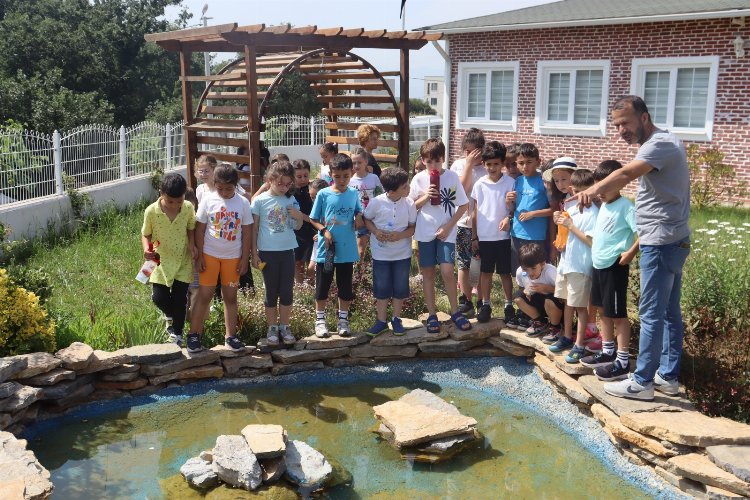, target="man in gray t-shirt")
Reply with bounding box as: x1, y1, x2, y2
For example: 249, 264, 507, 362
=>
579, 95, 690, 401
